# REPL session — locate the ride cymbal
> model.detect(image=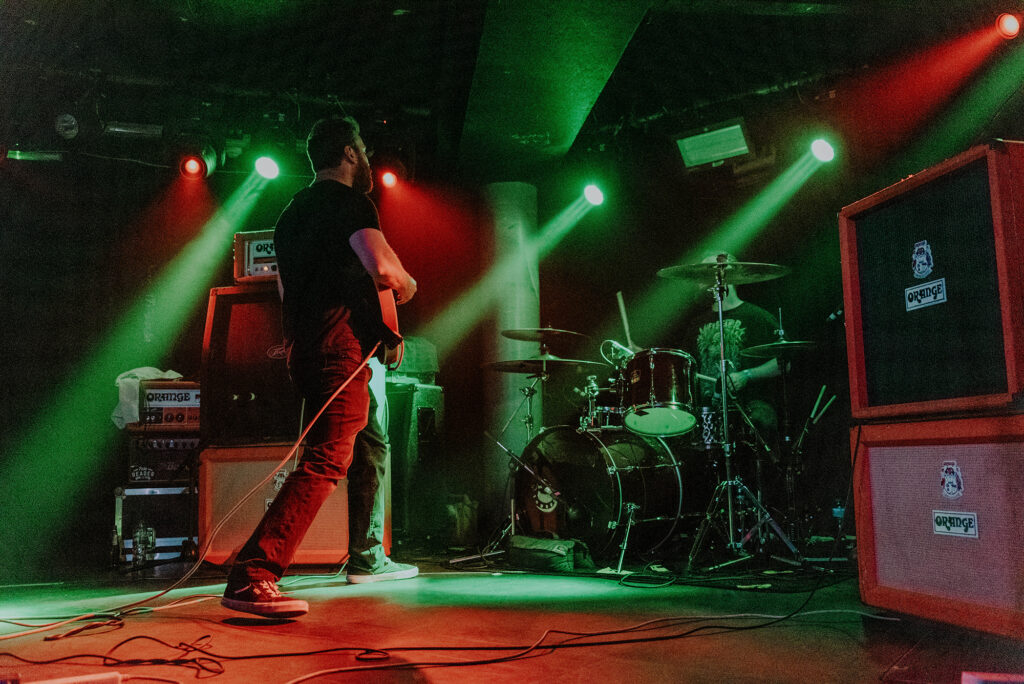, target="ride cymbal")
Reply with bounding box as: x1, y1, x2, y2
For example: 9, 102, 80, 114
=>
740, 340, 817, 359
484, 354, 609, 374
657, 261, 790, 285
500, 328, 588, 343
